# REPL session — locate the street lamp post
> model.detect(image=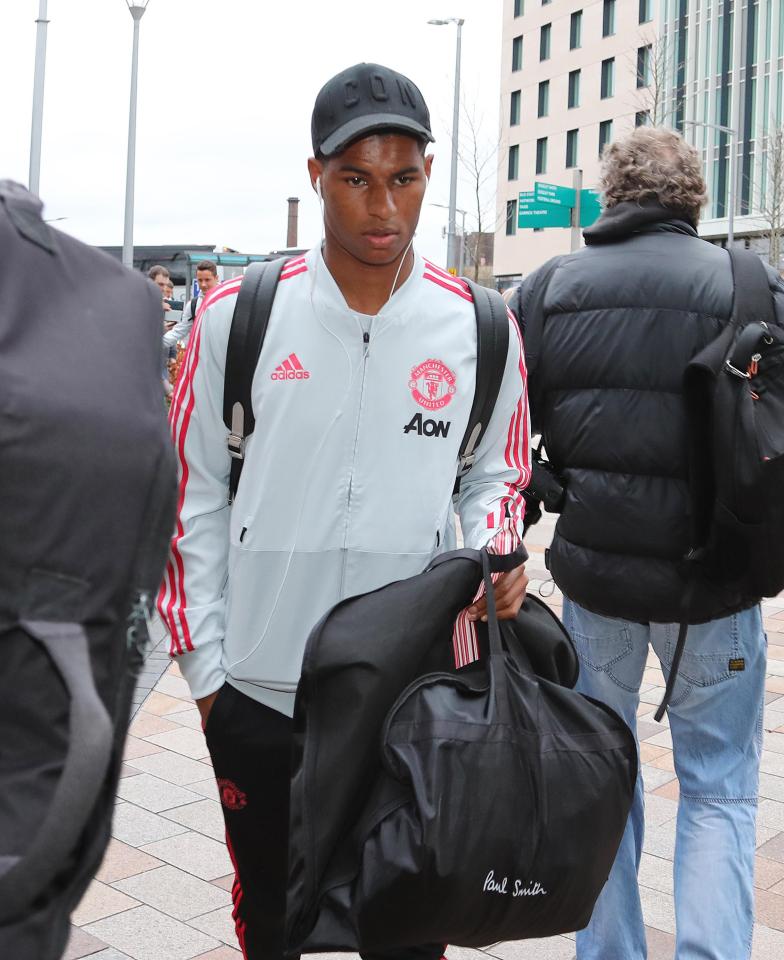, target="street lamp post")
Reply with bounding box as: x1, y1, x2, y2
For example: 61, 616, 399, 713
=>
684, 119, 738, 247
428, 17, 465, 274
430, 202, 468, 275
29, 0, 50, 197
122, 1, 151, 270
